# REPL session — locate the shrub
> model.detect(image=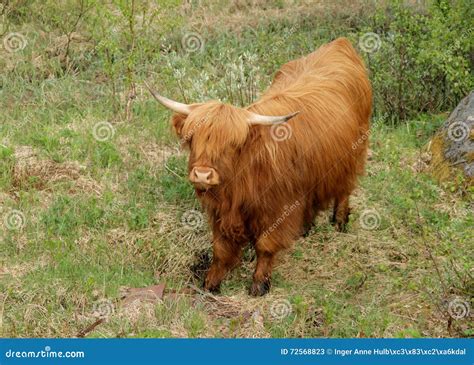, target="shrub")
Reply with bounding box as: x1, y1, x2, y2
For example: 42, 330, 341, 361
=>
359, 0, 473, 121
2, 0, 472, 123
